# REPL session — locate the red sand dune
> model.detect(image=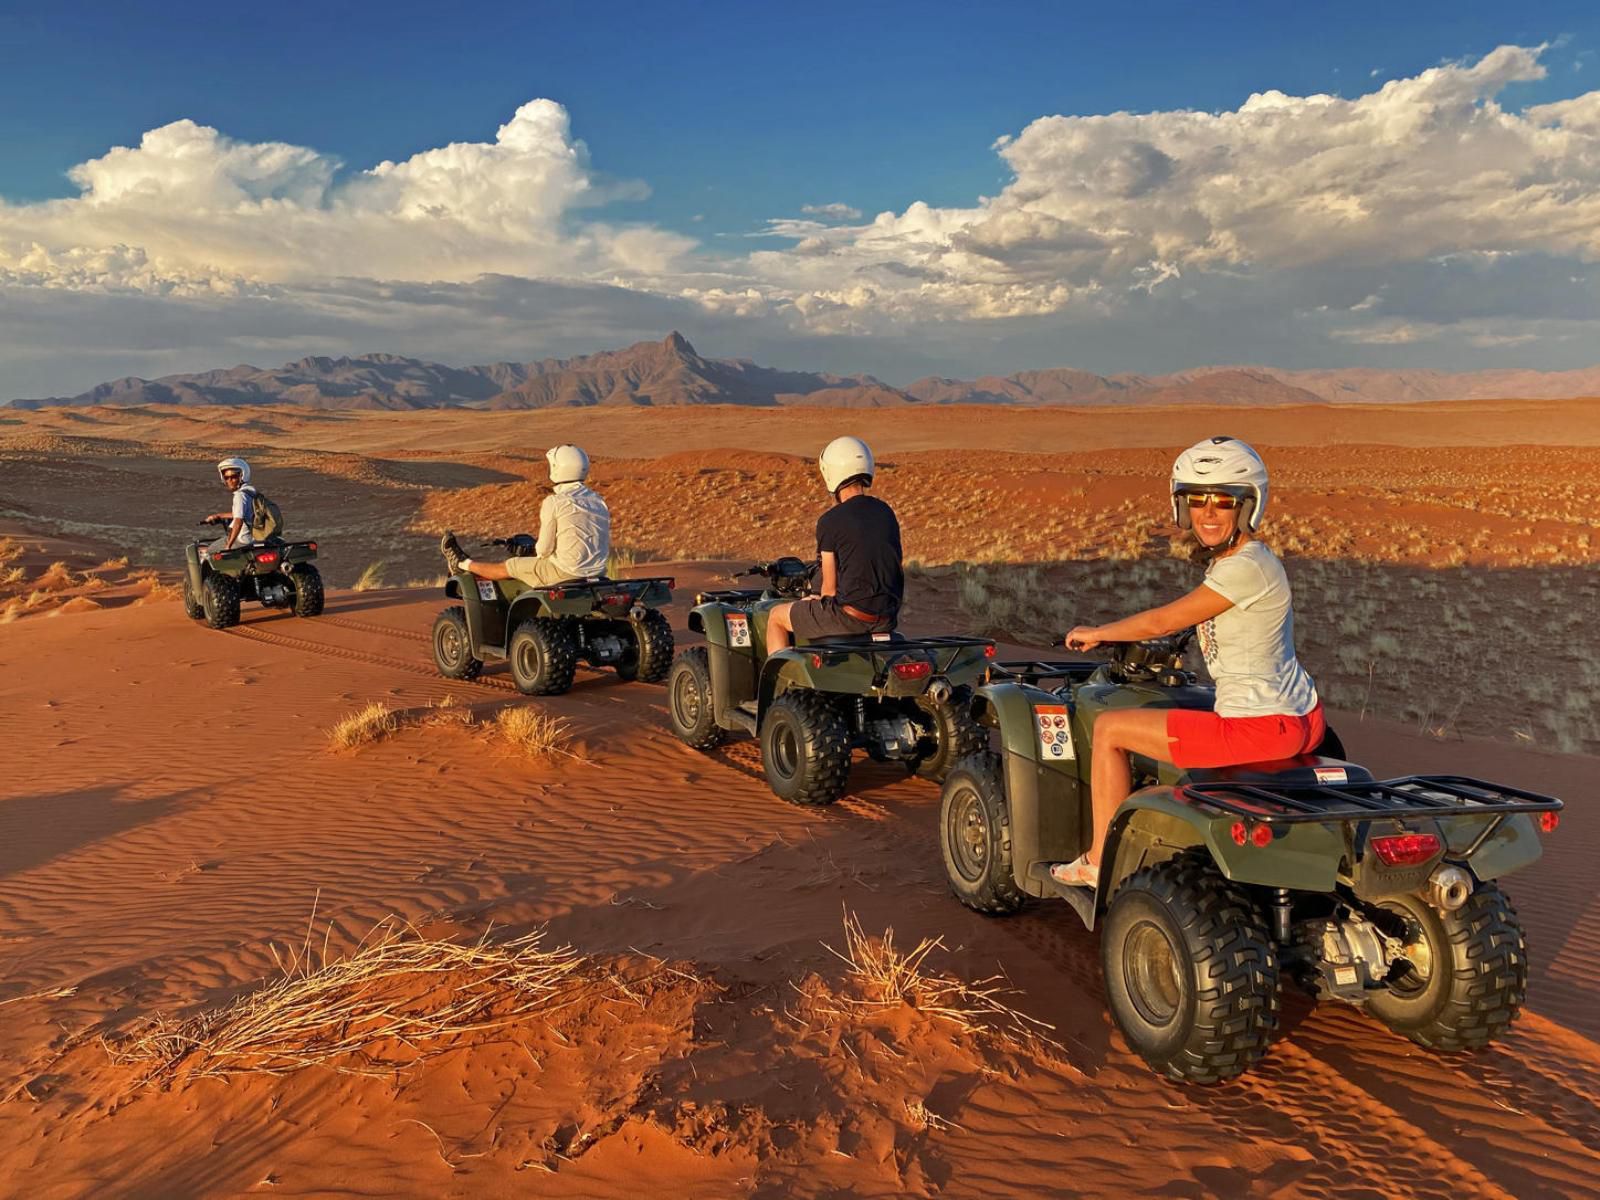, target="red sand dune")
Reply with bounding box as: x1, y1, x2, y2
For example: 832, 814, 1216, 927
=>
3, 567, 1598, 1198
